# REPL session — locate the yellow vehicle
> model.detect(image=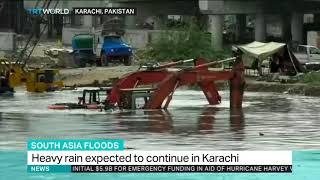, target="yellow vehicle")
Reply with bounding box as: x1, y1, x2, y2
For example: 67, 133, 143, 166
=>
1, 59, 64, 93
0, 61, 25, 87
26, 69, 64, 93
